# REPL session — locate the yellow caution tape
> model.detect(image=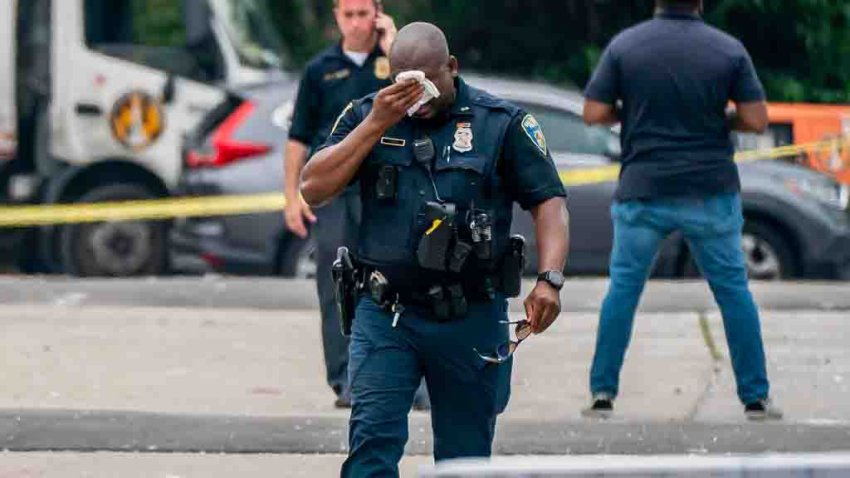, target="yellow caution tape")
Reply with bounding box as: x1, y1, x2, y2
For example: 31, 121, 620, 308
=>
0, 135, 845, 227
560, 135, 850, 186
559, 165, 621, 186
0, 193, 286, 227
